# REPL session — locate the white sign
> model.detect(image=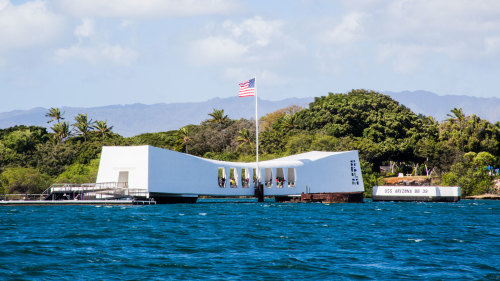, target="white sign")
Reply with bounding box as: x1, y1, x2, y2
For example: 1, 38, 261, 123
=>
374, 186, 437, 197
